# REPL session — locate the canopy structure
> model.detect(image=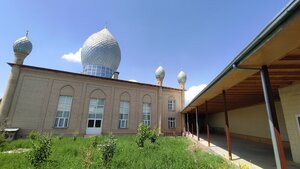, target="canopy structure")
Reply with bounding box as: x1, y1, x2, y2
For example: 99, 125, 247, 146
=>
182, 1, 300, 114
181, 1, 300, 168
